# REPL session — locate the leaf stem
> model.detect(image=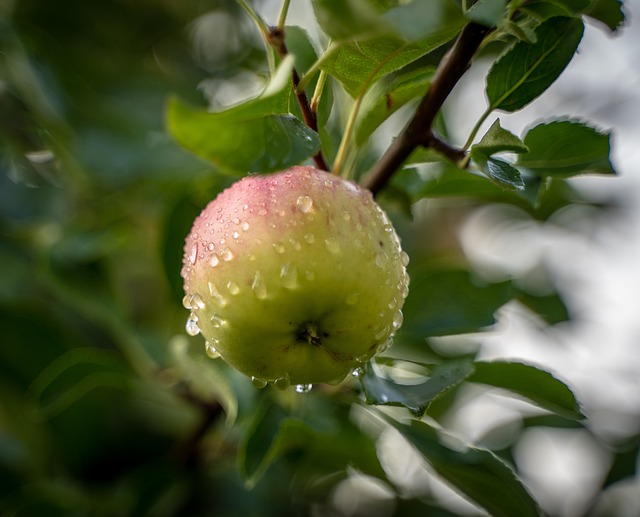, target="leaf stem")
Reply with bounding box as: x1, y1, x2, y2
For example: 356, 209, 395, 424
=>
310, 69, 328, 114
362, 22, 492, 195
297, 41, 341, 94
277, 0, 291, 30
463, 106, 492, 150
236, 0, 277, 75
